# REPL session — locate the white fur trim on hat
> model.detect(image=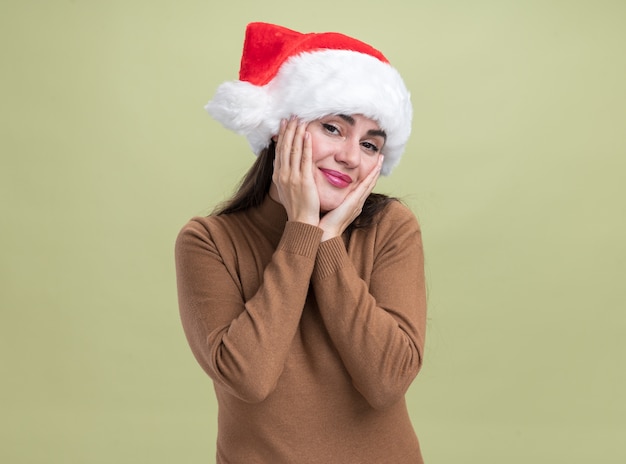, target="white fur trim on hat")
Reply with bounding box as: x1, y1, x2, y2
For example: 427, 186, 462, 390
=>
206, 49, 412, 175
